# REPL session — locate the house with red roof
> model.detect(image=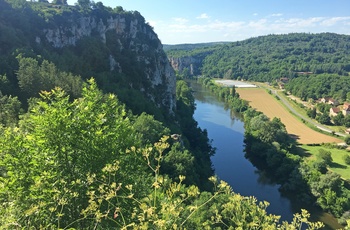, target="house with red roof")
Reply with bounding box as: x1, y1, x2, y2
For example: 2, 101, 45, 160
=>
329, 107, 341, 117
